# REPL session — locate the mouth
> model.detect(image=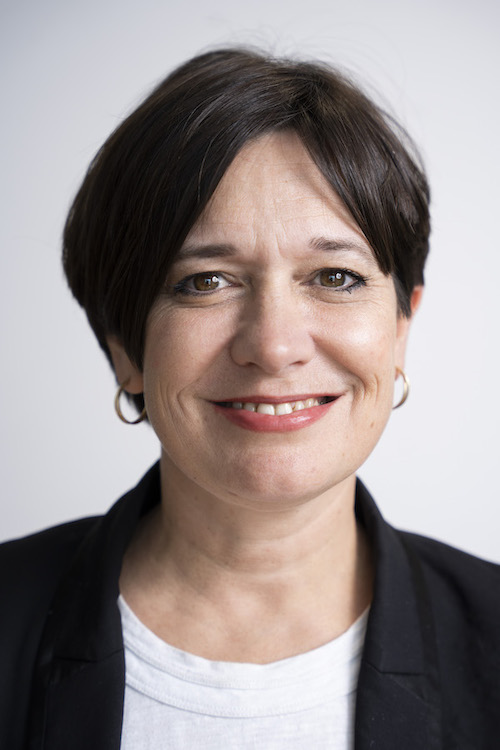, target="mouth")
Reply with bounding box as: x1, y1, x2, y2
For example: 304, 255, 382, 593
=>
214, 395, 337, 416
212, 395, 338, 433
